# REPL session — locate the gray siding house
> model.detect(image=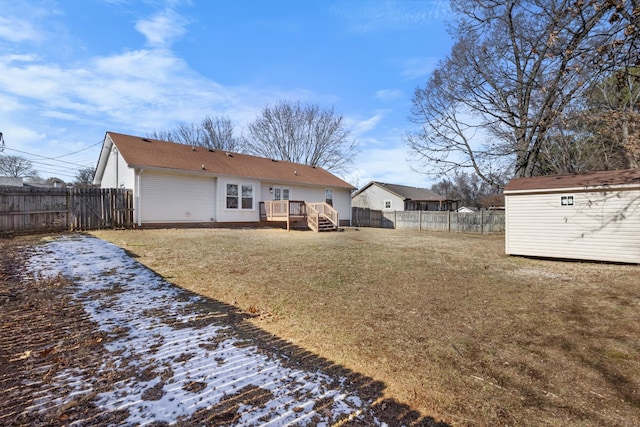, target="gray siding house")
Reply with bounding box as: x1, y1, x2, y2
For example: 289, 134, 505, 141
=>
352, 181, 455, 212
